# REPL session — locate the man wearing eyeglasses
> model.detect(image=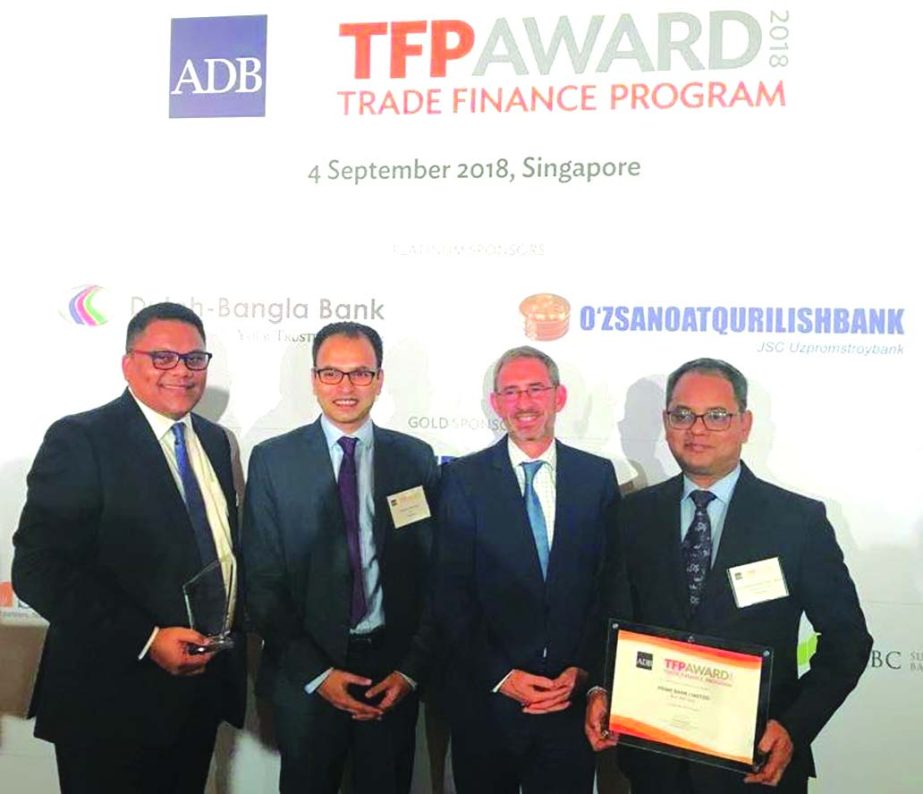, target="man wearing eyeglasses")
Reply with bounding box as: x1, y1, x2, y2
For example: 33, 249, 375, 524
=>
243, 321, 438, 794
585, 358, 871, 794
435, 346, 620, 794
12, 302, 245, 793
